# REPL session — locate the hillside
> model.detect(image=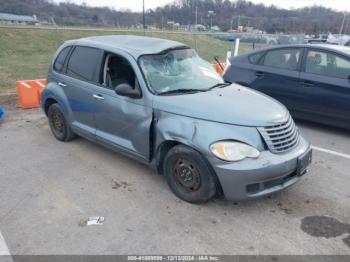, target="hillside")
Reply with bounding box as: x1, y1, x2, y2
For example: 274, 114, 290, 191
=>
0, 0, 346, 34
